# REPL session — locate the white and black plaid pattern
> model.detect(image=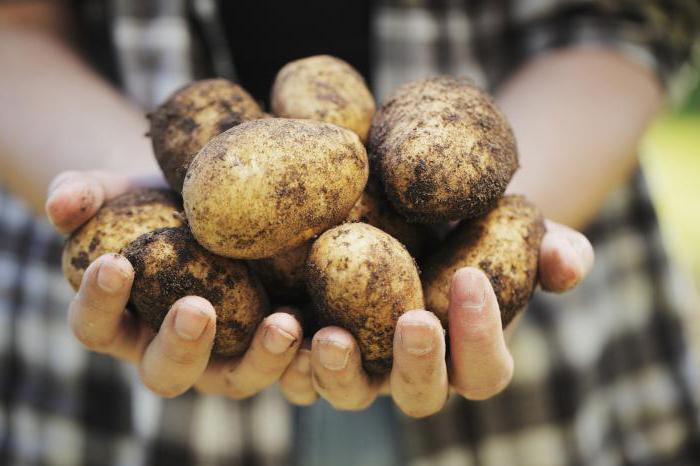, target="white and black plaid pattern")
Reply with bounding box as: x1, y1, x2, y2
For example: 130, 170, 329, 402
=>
2, 0, 700, 465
